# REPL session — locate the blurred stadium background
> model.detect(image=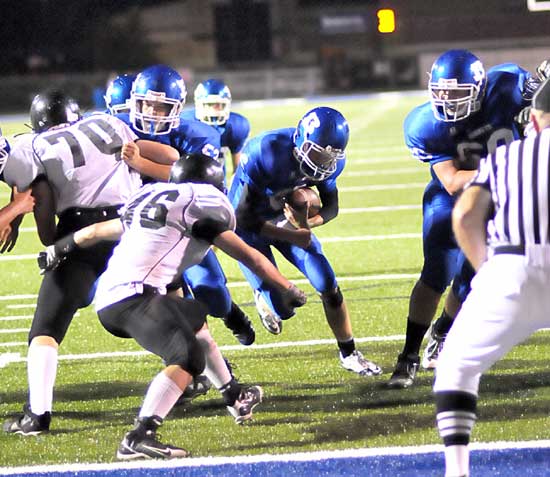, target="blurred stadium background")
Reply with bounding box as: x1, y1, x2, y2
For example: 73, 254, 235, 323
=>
1, 0, 550, 113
